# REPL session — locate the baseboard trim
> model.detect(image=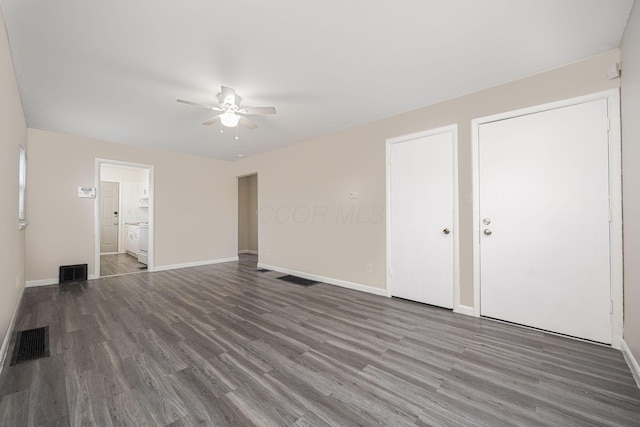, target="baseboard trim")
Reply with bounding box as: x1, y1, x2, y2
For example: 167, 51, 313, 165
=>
257, 263, 387, 297
238, 250, 258, 255
0, 289, 24, 376
26, 273, 98, 287
153, 257, 239, 272
621, 340, 640, 389
454, 304, 475, 317
26, 278, 57, 287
